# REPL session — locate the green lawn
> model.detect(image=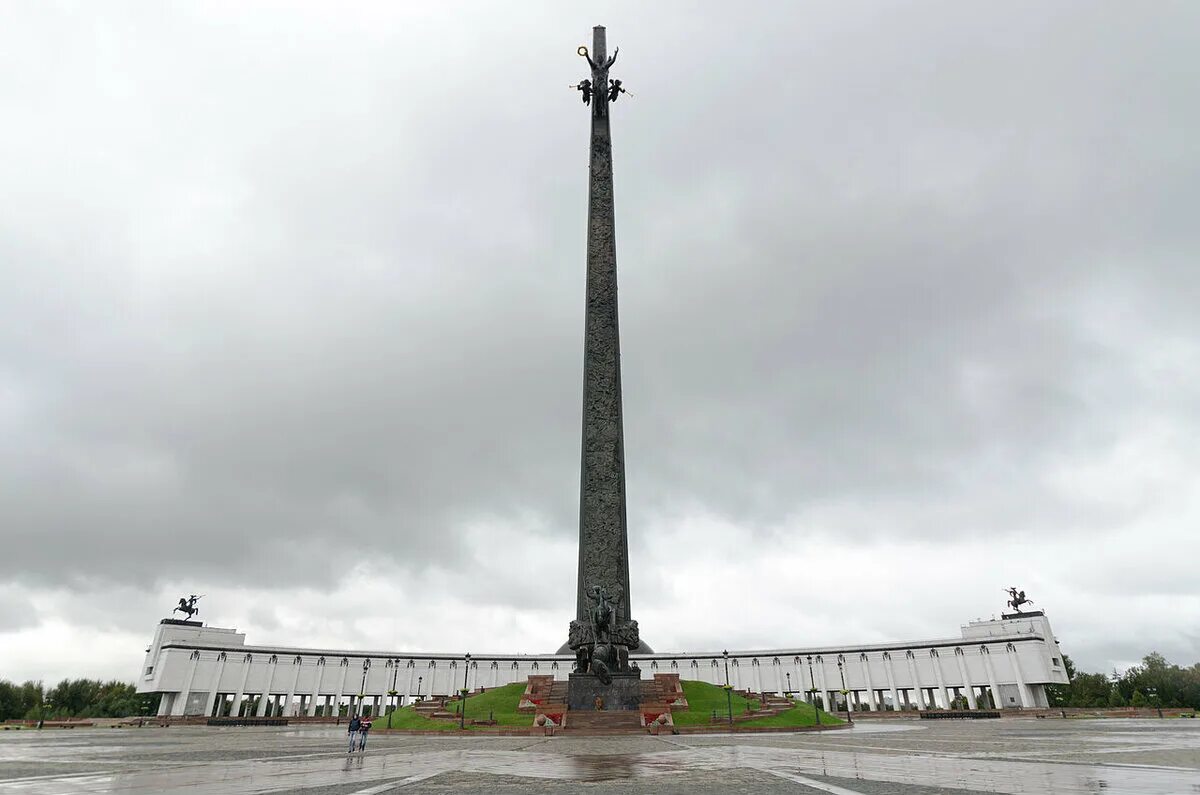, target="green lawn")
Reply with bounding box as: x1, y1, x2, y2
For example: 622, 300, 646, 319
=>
671, 681, 840, 727
379, 682, 530, 731
671, 681, 759, 726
